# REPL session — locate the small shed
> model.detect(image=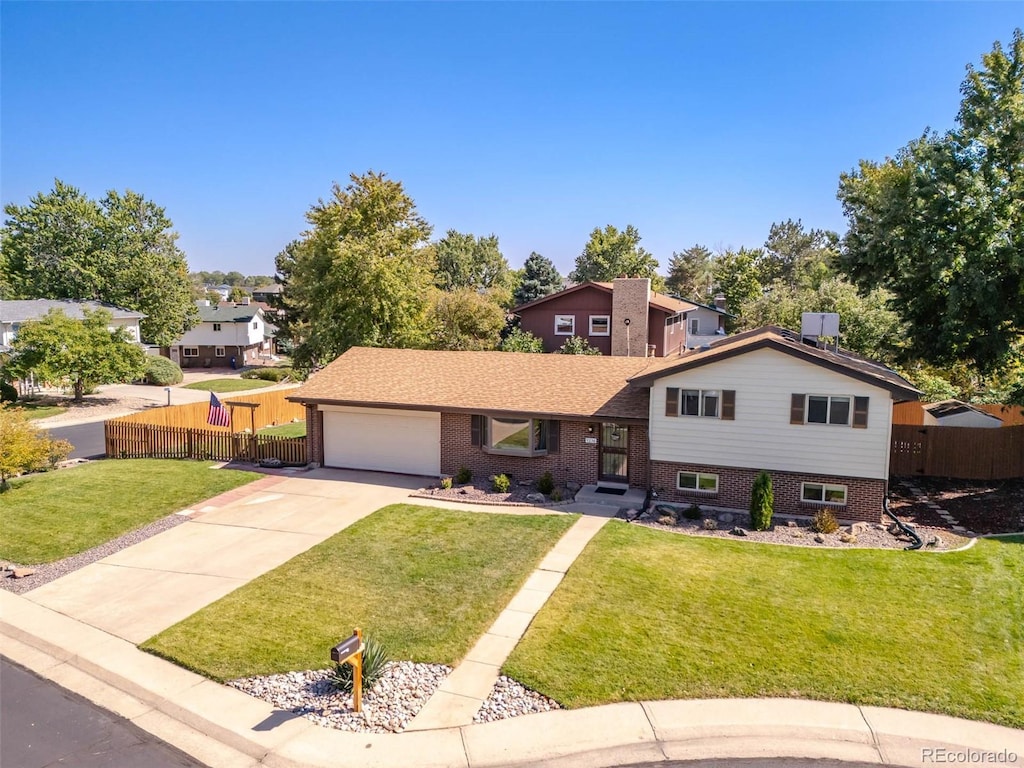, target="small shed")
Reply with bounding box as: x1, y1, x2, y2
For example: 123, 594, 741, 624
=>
923, 400, 1004, 429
